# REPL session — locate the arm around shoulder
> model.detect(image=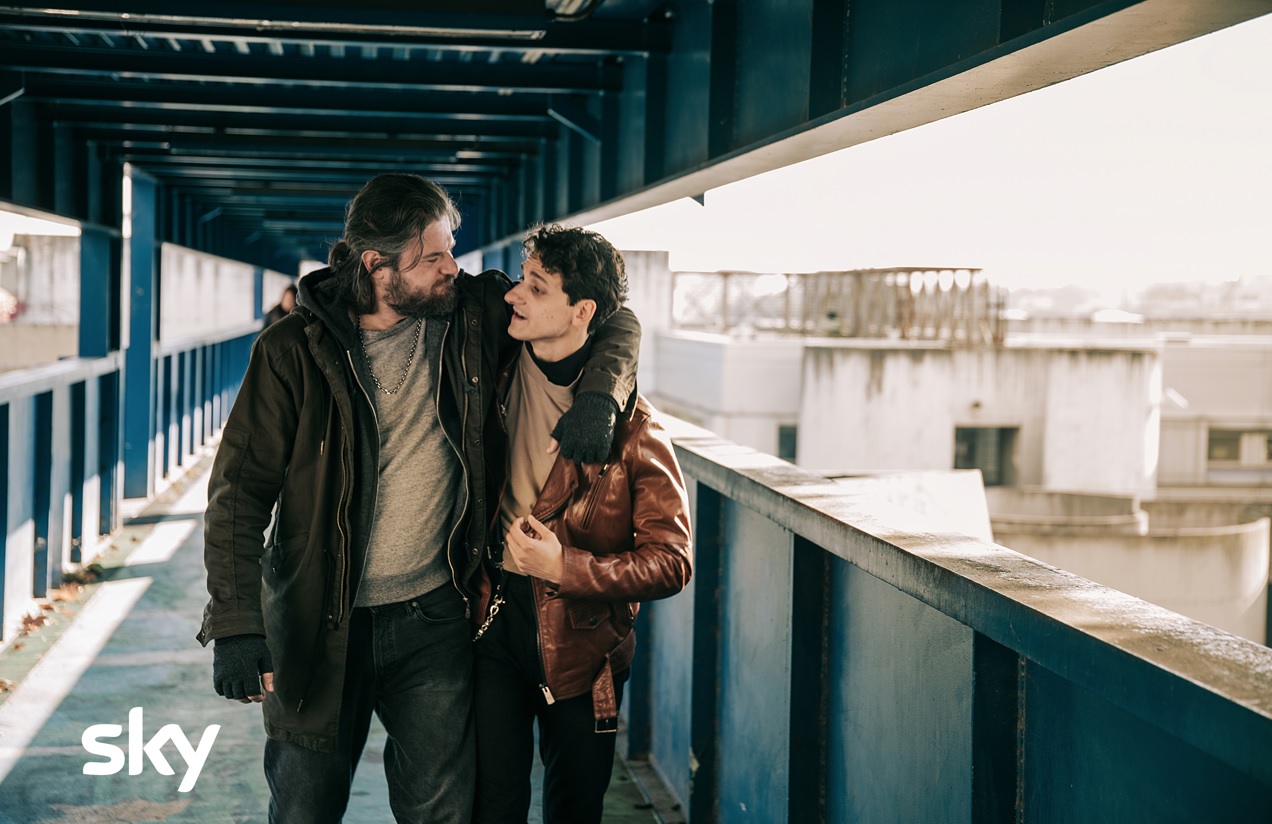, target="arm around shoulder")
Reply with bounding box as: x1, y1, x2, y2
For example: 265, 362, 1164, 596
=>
578, 305, 640, 410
